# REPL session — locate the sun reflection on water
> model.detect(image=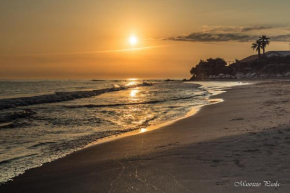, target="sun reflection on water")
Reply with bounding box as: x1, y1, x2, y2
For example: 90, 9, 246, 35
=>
126, 81, 137, 86
126, 78, 139, 86
140, 128, 147, 133
130, 89, 139, 97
